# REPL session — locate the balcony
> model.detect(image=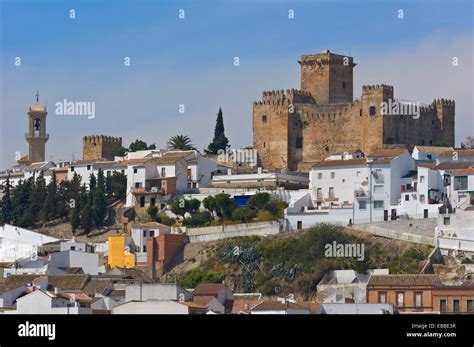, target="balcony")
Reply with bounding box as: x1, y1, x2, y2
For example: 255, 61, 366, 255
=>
25, 132, 49, 140
354, 189, 370, 198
